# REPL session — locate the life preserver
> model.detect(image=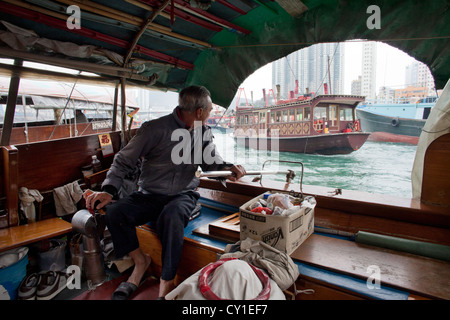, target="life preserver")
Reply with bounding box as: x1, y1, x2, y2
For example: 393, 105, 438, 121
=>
391, 117, 400, 127
353, 120, 360, 132
198, 258, 271, 300
313, 119, 323, 133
